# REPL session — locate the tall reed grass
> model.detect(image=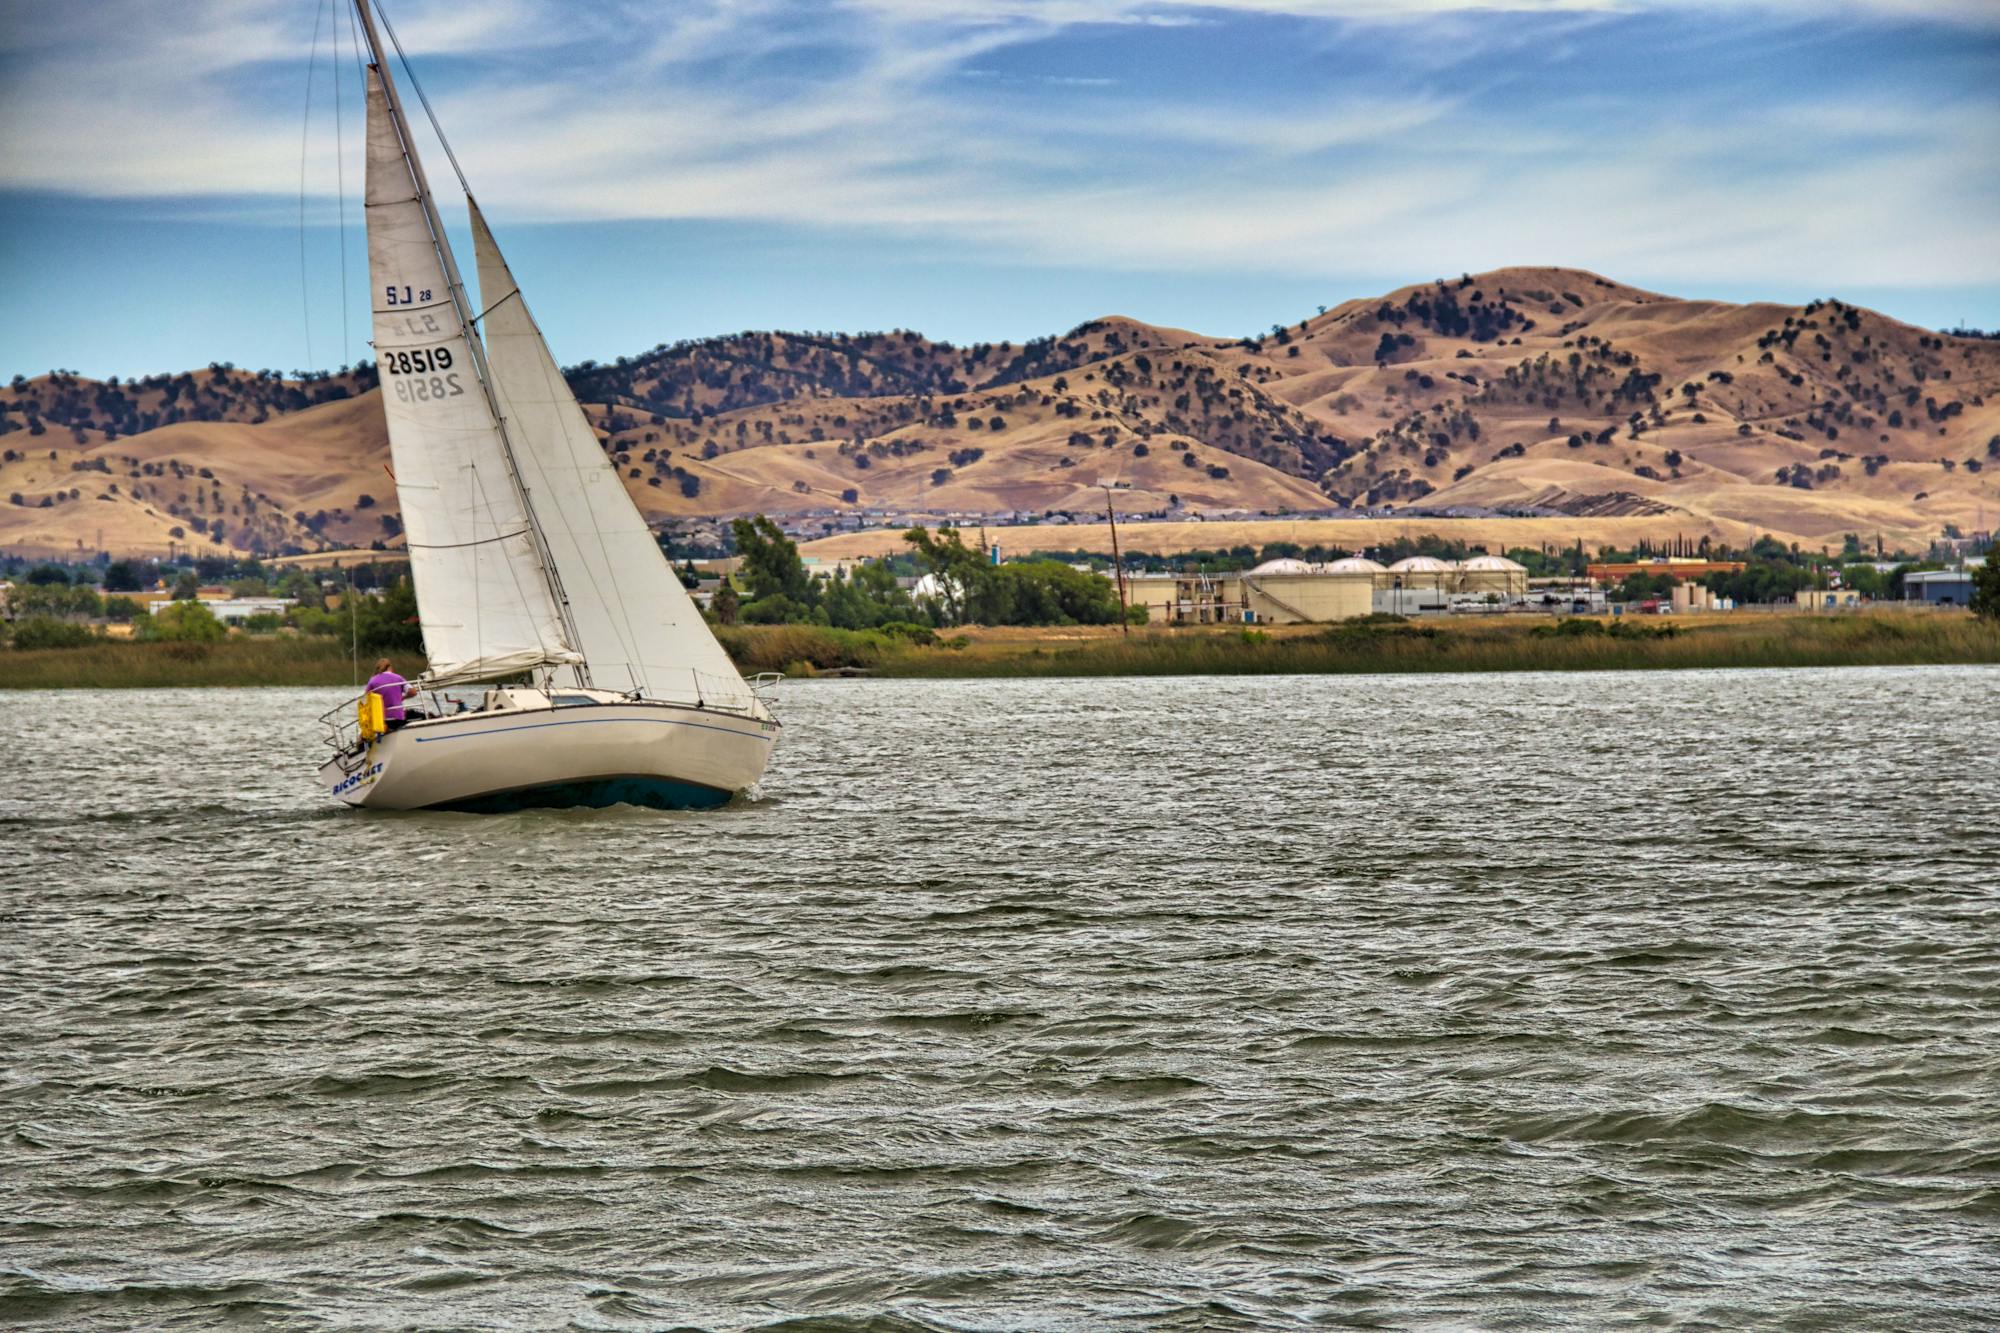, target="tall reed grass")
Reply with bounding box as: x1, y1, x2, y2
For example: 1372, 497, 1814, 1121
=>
859, 613, 2000, 679
0, 637, 396, 689
4, 613, 1993, 689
